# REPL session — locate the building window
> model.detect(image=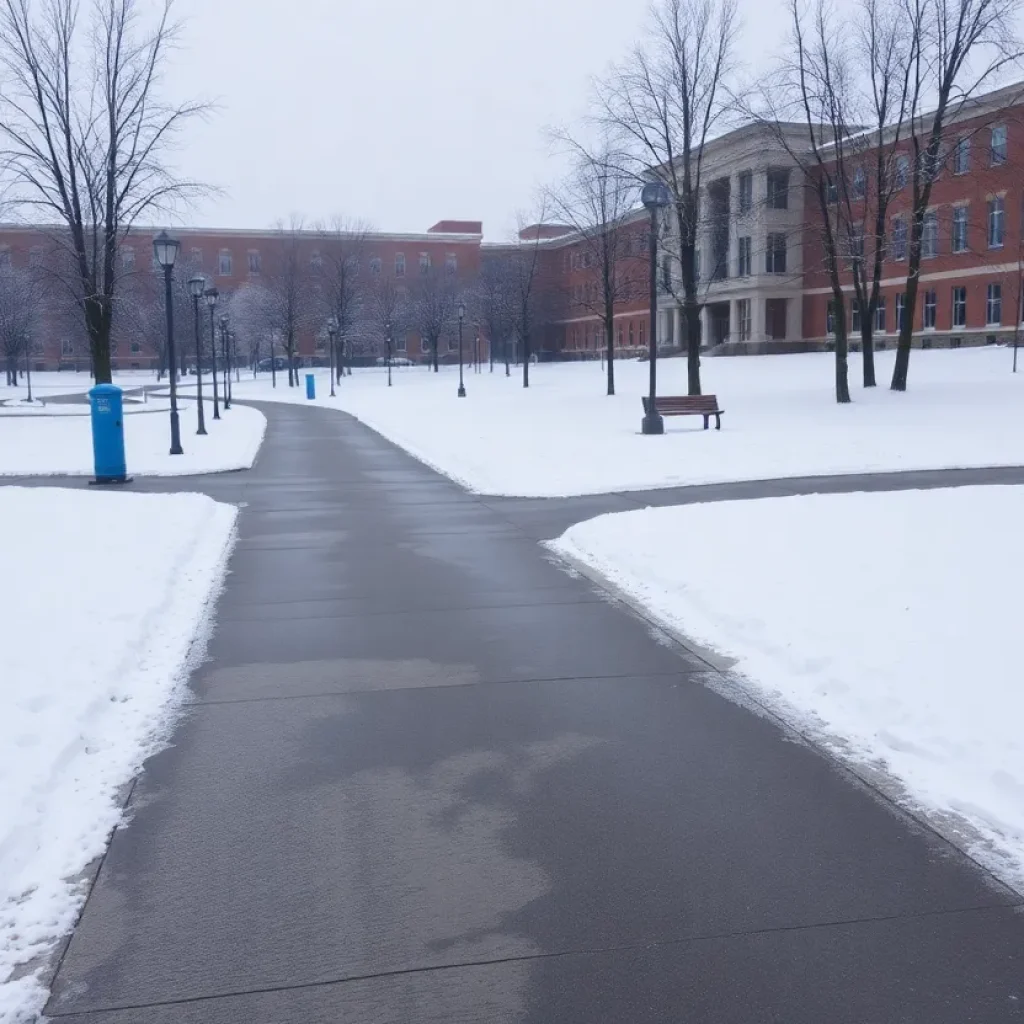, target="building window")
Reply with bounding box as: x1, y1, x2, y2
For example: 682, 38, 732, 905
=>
738, 298, 751, 341
419, 253, 431, 274
875, 297, 886, 332
953, 137, 970, 174
130, 341, 141, 354
891, 216, 907, 260
988, 196, 1005, 248
28, 246, 42, 267
991, 124, 1007, 165
987, 282, 1002, 324
617, 323, 623, 347
766, 232, 787, 274
737, 236, 752, 276
661, 254, 672, 291
896, 292, 906, 332
218, 250, 232, 275
922, 210, 938, 258
370, 256, 381, 275
738, 171, 753, 214
395, 333, 407, 353
61, 338, 74, 356
894, 156, 909, 190
923, 289, 937, 328
846, 227, 864, 264
826, 180, 838, 204
310, 251, 322, 270
767, 168, 790, 209
952, 286, 967, 327
852, 165, 866, 198
951, 206, 968, 253
121, 247, 135, 271
628, 321, 635, 346
445, 253, 457, 275
248, 250, 261, 274
826, 300, 837, 336
190, 247, 203, 267
639, 320, 645, 347
395, 253, 405, 277
851, 299, 861, 333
